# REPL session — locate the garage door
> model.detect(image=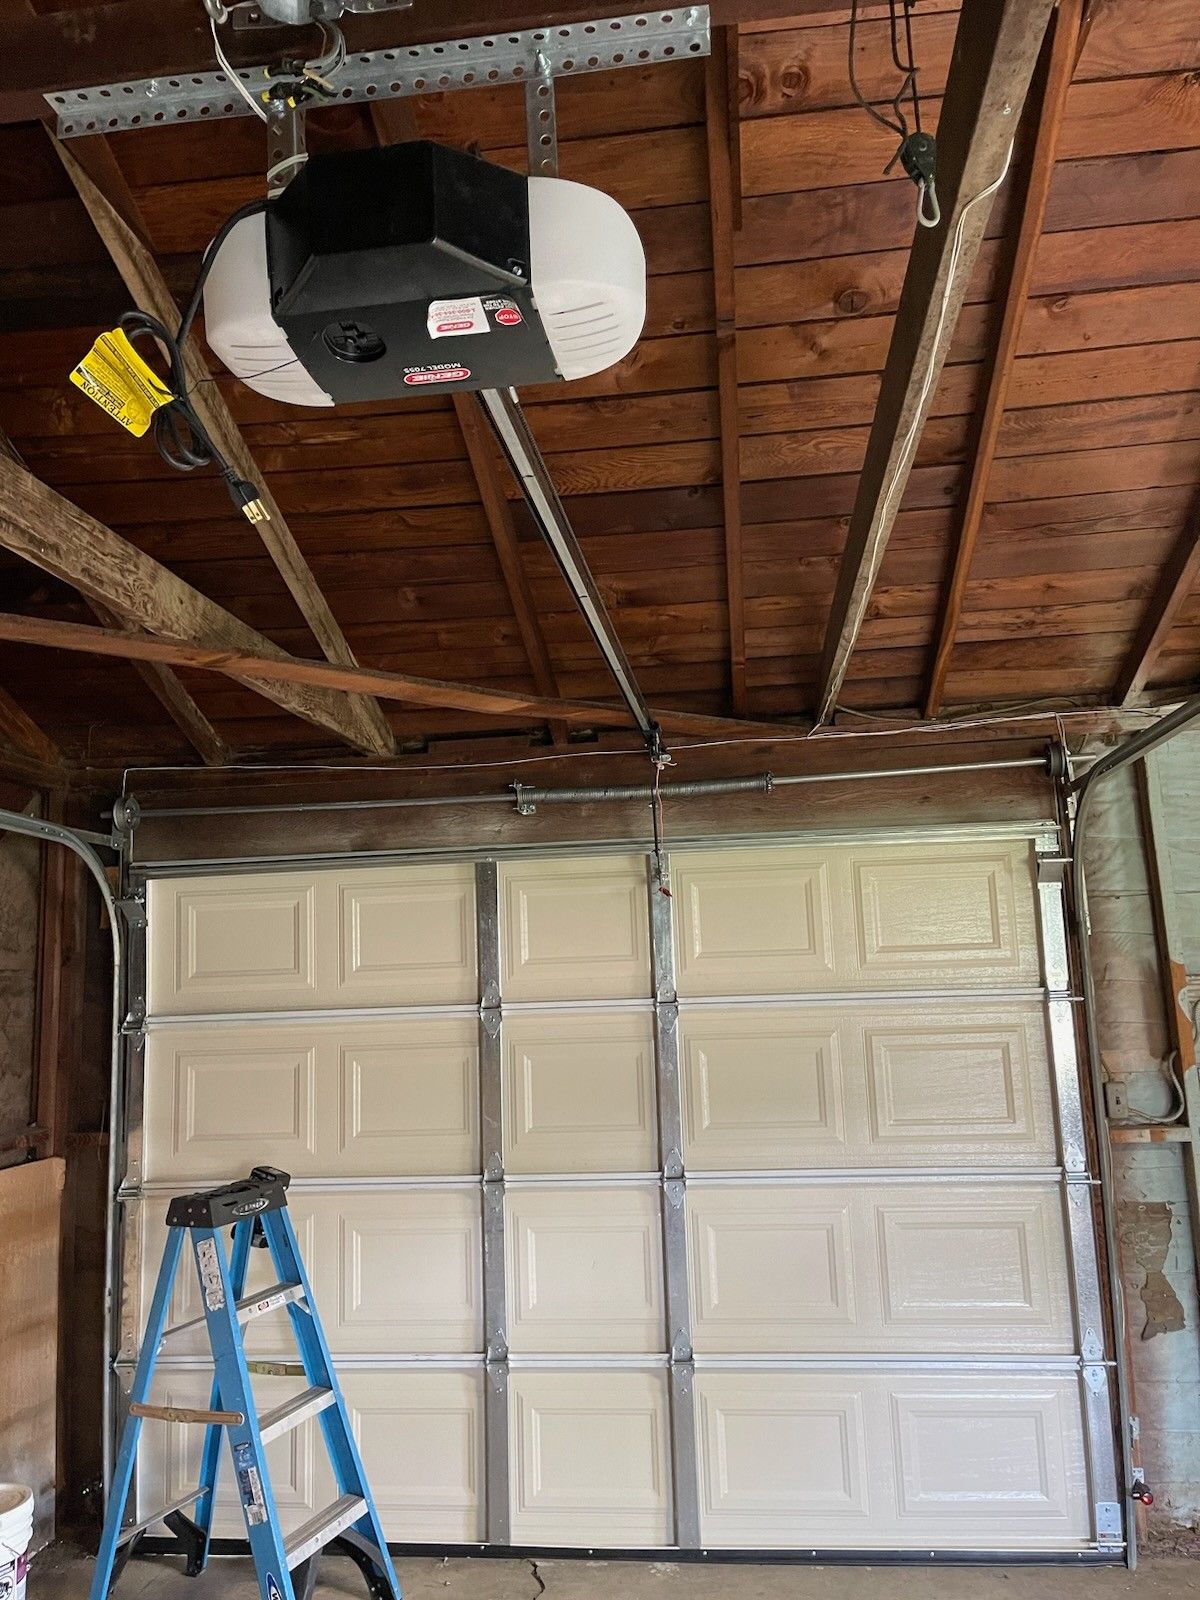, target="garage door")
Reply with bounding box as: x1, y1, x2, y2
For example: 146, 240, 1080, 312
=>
118, 831, 1120, 1556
